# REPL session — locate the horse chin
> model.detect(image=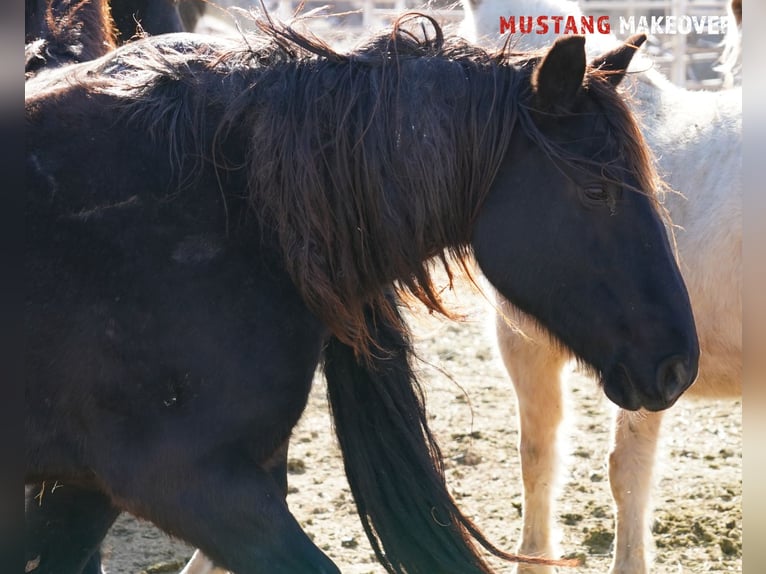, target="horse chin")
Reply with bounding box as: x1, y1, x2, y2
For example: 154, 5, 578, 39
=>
601, 364, 643, 411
